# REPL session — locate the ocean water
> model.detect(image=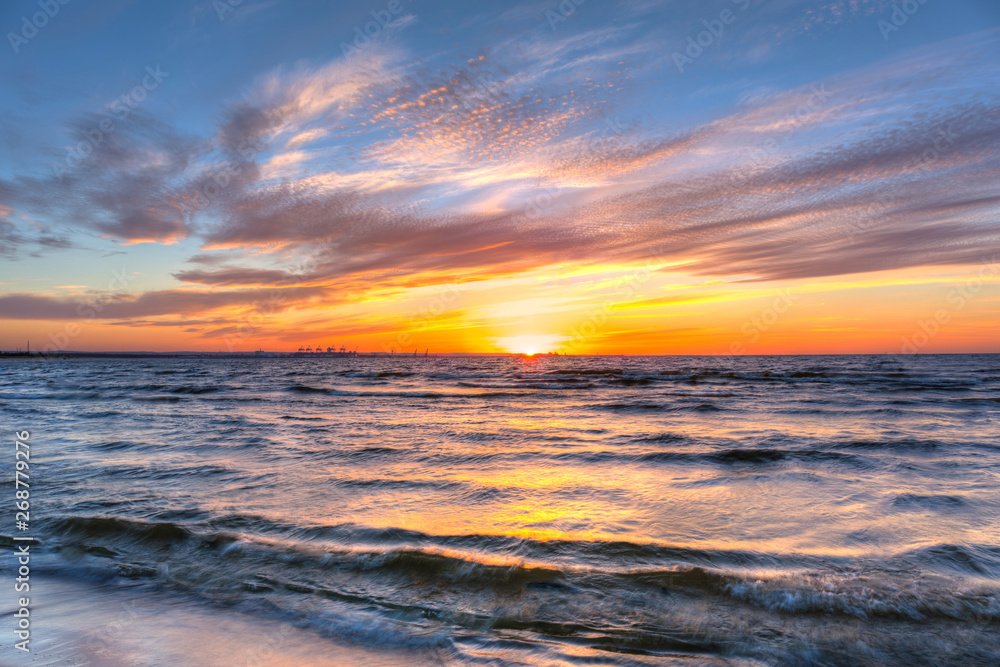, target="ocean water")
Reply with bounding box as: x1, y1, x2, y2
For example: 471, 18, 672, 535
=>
2, 354, 999, 665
